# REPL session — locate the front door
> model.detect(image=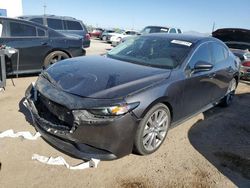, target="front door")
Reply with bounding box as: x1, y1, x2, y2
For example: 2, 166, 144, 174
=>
176, 43, 215, 120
